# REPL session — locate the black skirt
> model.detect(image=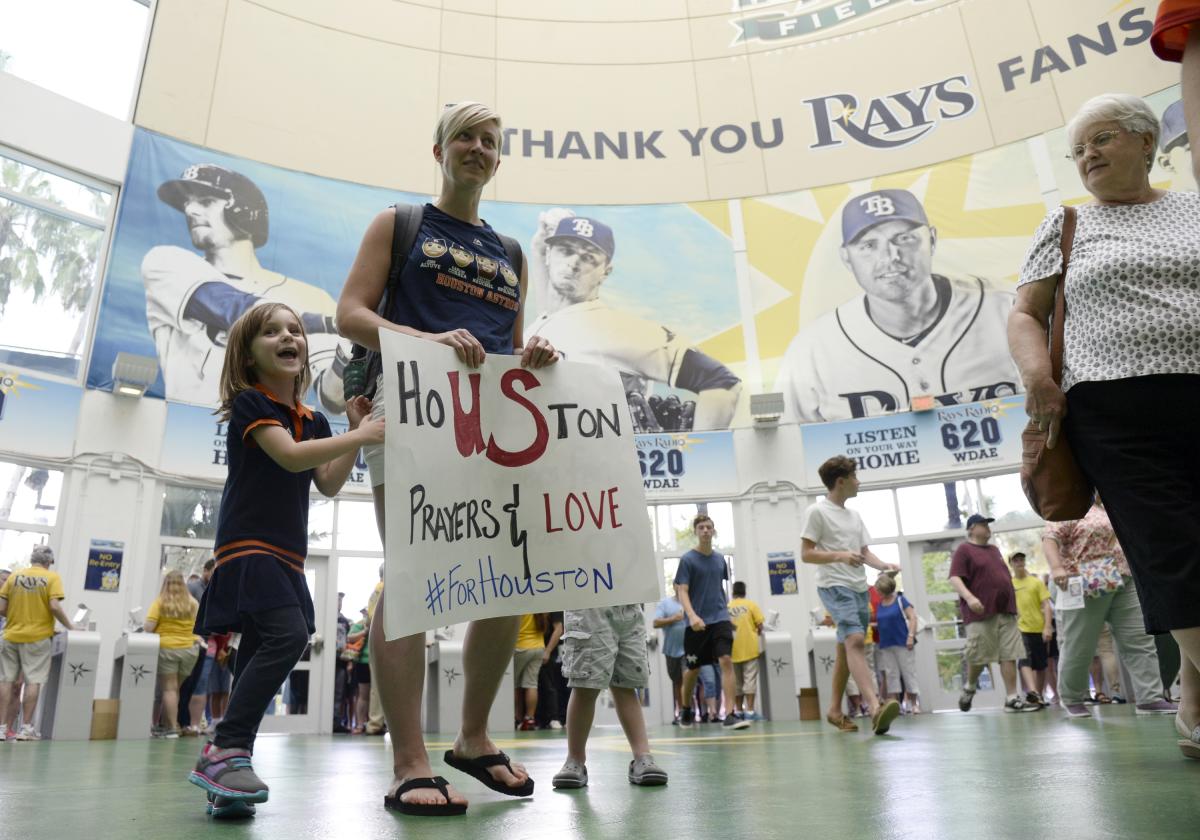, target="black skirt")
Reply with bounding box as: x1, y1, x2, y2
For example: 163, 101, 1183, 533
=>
1065, 374, 1200, 635
195, 553, 316, 636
